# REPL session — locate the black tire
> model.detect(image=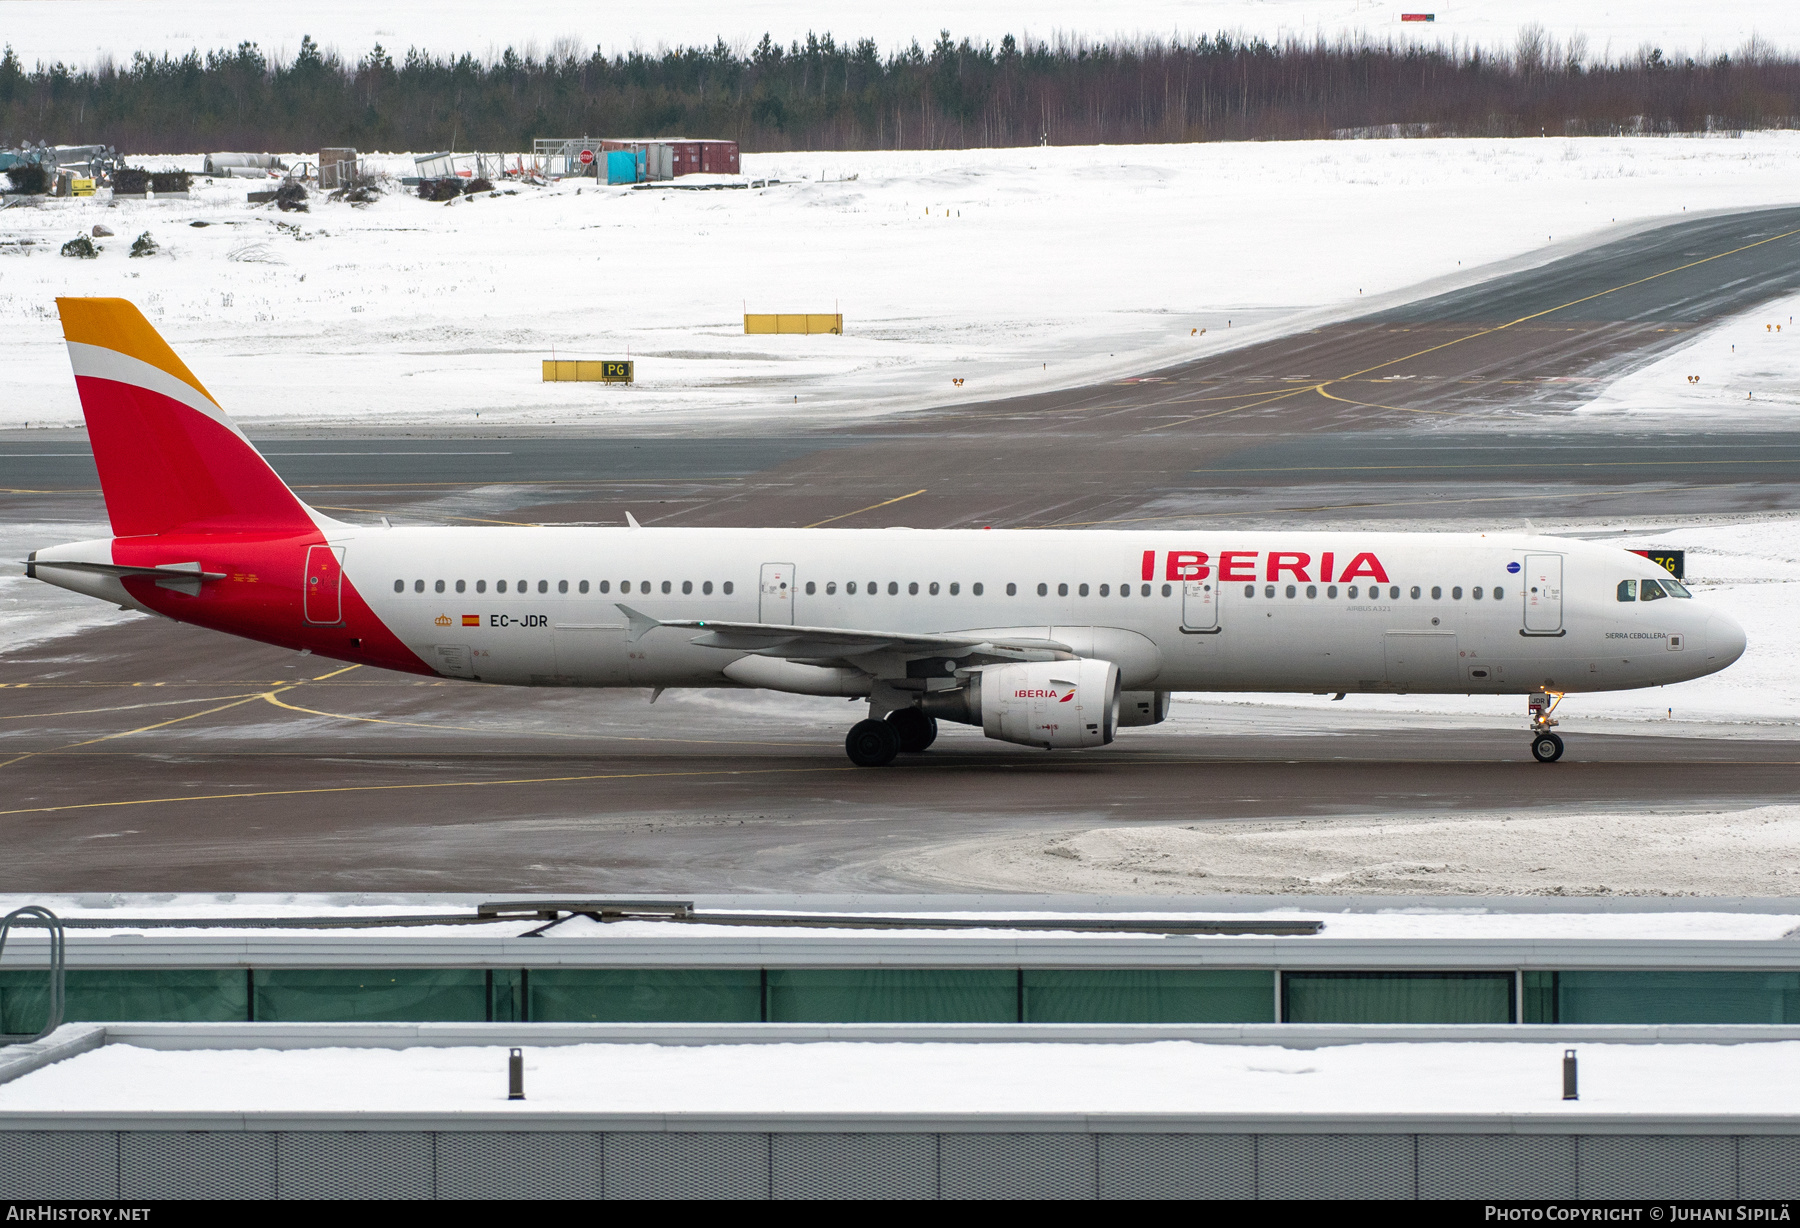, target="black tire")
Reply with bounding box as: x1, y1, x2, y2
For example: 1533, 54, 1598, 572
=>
886, 708, 939, 753
846, 718, 902, 767
1531, 732, 1565, 763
